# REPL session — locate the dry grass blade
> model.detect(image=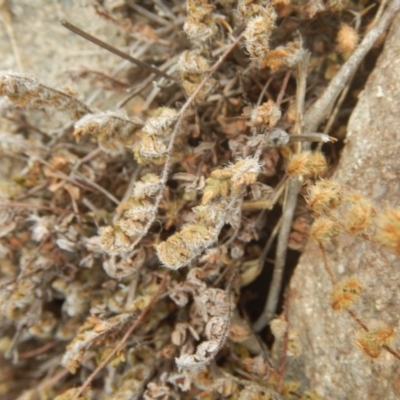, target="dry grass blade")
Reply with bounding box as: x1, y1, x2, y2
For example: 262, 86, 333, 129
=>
60, 20, 178, 82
